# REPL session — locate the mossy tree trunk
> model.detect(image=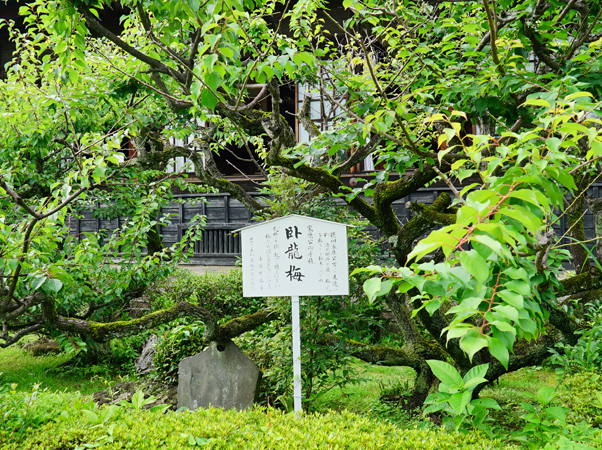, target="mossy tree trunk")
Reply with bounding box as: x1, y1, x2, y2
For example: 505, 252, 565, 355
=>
568, 172, 591, 274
